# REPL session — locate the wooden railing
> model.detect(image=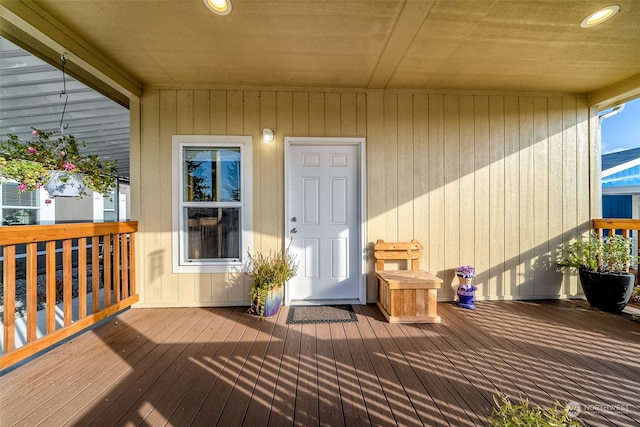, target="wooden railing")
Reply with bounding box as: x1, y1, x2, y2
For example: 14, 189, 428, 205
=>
593, 218, 640, 280
1, 221, 138, 370
592, 218, 640, 237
